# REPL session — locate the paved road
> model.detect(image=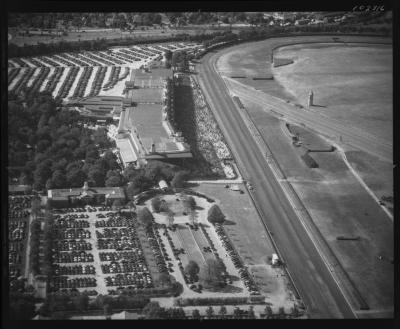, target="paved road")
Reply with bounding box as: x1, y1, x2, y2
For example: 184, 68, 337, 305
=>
223, 77, 392, 162
195, 50, 356, 318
